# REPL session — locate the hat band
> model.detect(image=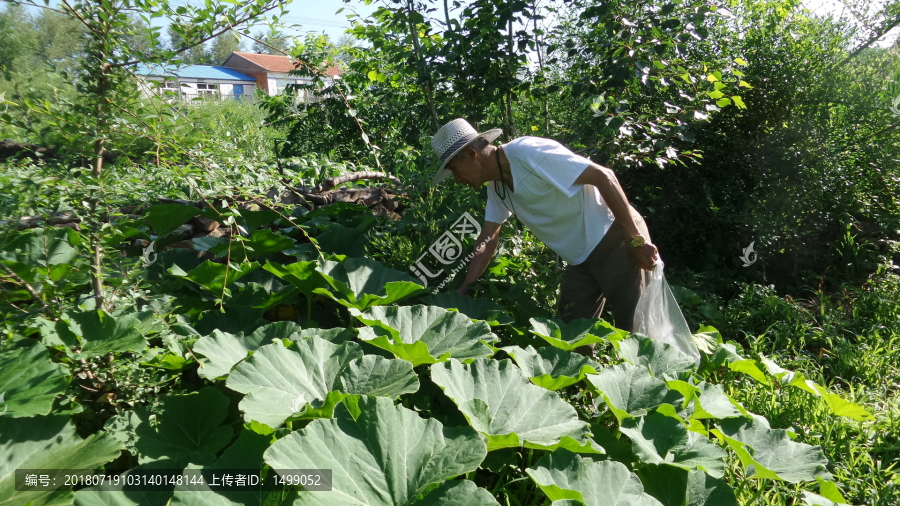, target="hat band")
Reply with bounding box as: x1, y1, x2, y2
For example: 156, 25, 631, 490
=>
439, 134, 477, 163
